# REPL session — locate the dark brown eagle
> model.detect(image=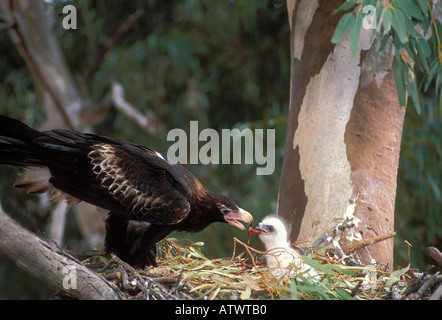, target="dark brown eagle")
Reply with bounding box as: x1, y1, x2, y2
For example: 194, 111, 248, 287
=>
0, 115, 253, 268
